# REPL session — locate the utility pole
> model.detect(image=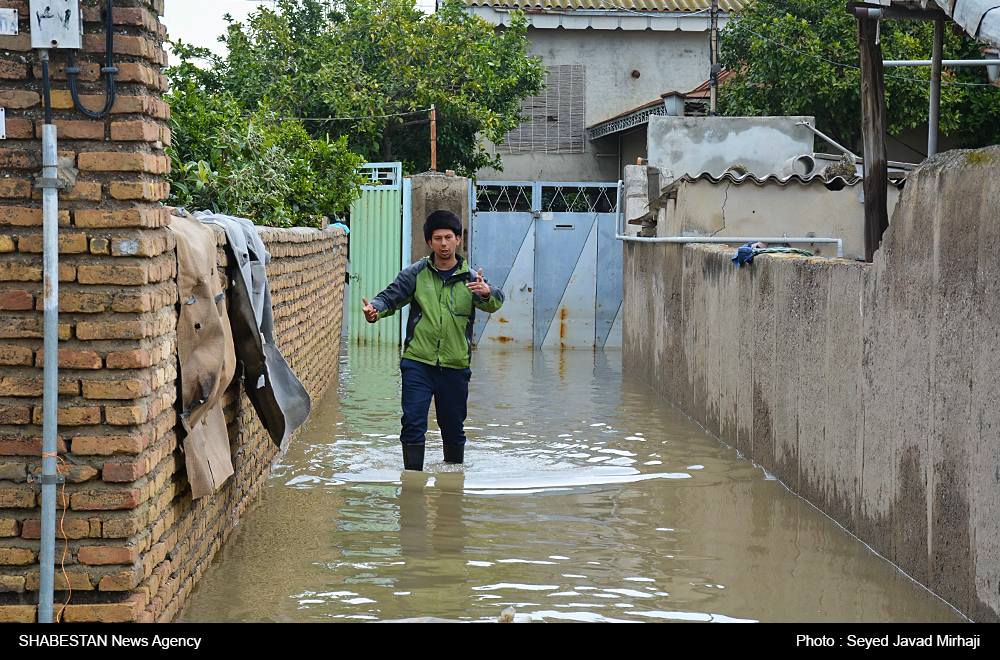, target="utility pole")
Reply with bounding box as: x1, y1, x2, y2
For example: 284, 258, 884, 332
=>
430, 104, 437, 171
710, 0, 719, 115
856, 13, 889, 262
